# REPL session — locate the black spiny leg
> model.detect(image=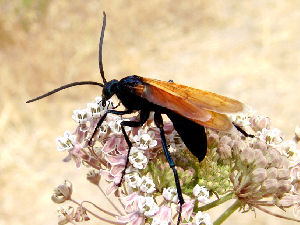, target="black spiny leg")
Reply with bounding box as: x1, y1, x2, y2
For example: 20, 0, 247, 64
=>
233, 123, 255, 138
89, 109, 133, 146
92, 109, 150, 185
117, 110, 150, 185
154, 112, 184, 225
